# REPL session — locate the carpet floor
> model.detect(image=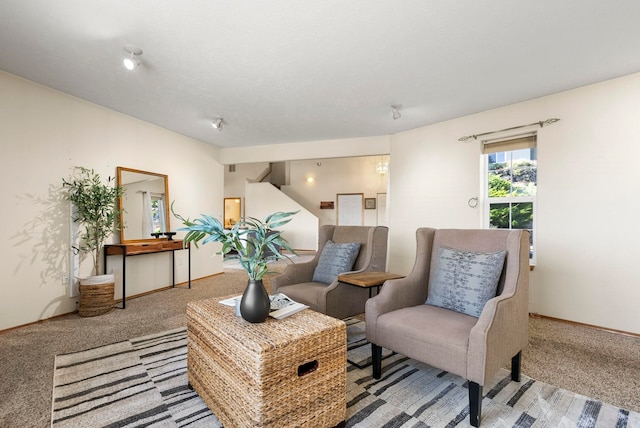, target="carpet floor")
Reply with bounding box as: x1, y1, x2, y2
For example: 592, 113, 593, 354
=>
51, 319, 639, 427
1, 257, 639, 427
